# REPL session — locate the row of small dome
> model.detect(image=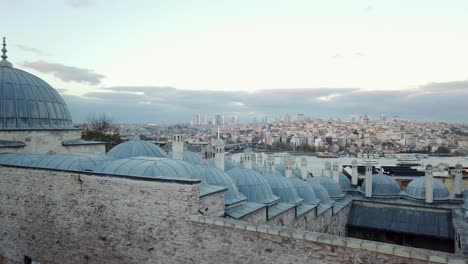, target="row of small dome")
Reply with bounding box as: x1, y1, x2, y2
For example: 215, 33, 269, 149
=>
108, 140, 452, 202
